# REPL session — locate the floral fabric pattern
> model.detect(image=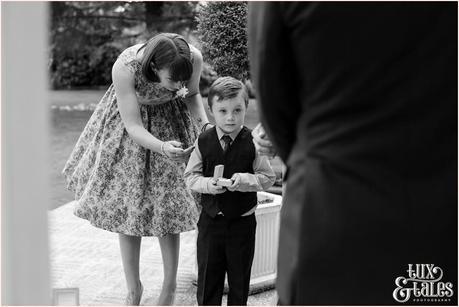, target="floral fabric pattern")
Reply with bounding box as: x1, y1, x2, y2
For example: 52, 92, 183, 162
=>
62, 45, 200, 237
